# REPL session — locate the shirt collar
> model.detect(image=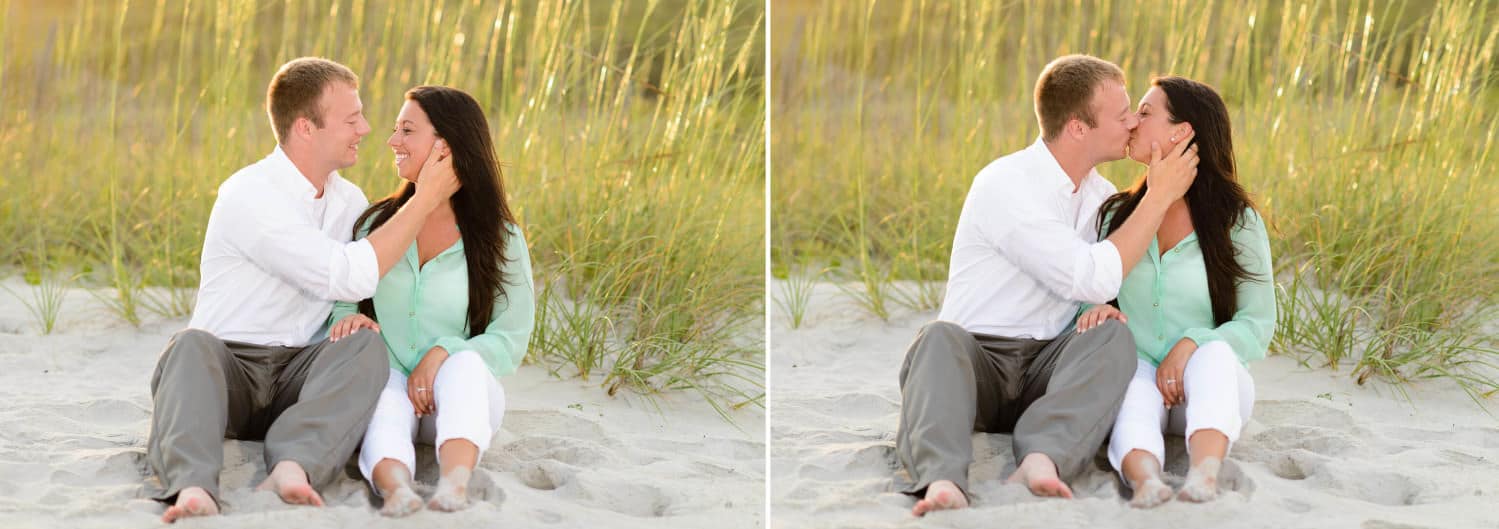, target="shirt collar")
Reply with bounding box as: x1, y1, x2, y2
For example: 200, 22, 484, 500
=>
1027, 137, 1103, 197
267, 145, 340, 200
